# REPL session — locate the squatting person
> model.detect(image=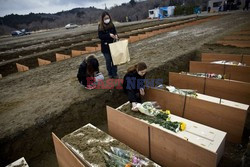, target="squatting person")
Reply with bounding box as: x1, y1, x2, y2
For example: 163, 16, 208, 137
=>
123, 62, 147, 111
